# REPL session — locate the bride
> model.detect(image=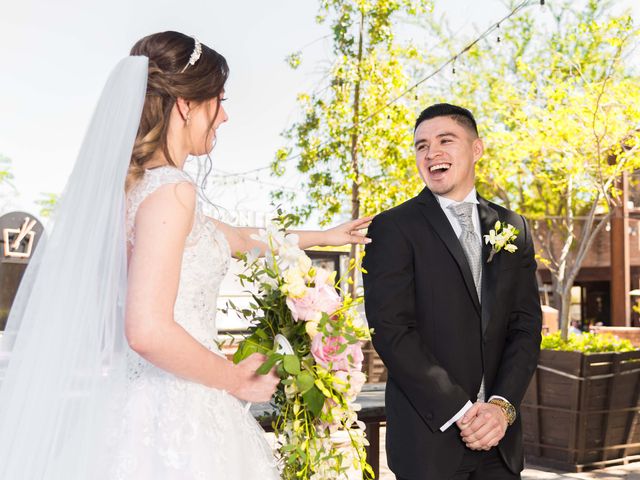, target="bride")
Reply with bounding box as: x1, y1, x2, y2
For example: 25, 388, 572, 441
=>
0, 31, 371, 479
